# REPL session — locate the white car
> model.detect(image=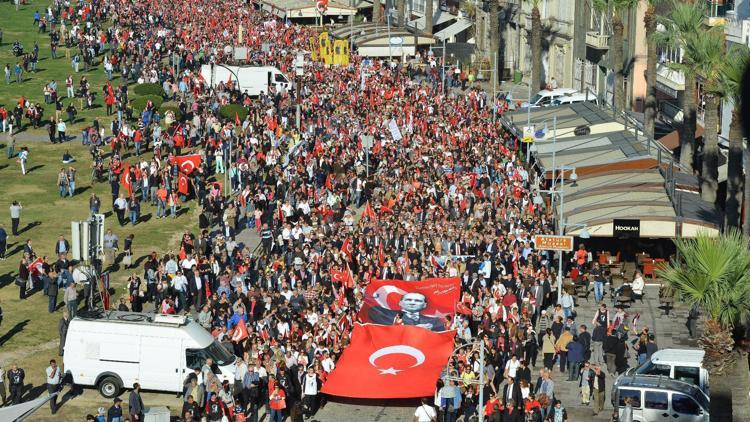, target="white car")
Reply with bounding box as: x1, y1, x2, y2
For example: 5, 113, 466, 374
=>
522, 88, 578, 108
